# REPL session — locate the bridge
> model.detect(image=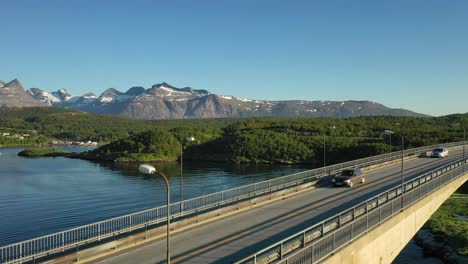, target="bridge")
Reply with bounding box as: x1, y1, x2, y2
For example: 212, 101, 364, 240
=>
1, 142, 466, 264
